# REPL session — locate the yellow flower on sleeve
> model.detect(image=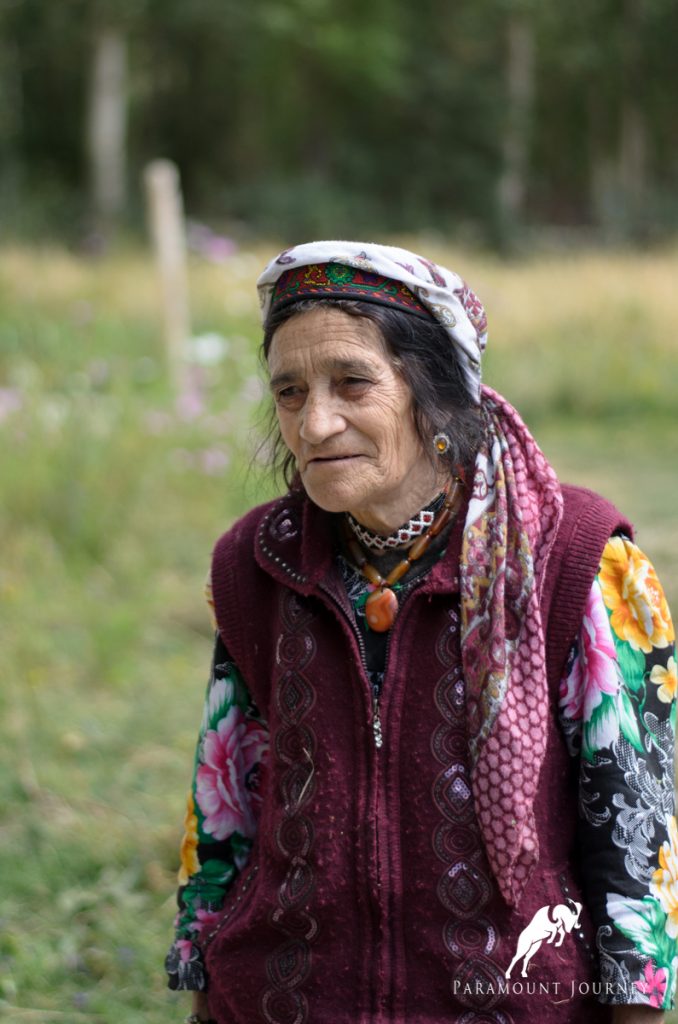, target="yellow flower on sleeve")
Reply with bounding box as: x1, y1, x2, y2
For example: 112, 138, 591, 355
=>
651, 817, 678, 939
650, 656, 678, 704
204, 570, 217, 631
178, 792, 200, 884
599, 537, 674, 654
